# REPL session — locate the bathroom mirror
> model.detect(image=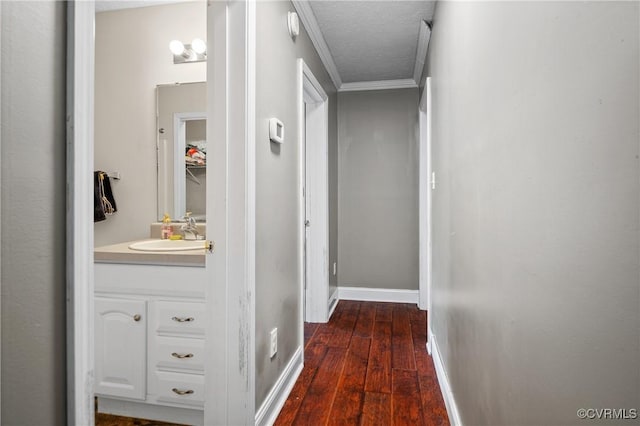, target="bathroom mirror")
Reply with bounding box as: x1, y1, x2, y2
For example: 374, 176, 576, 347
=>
156, 82, 207, 221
